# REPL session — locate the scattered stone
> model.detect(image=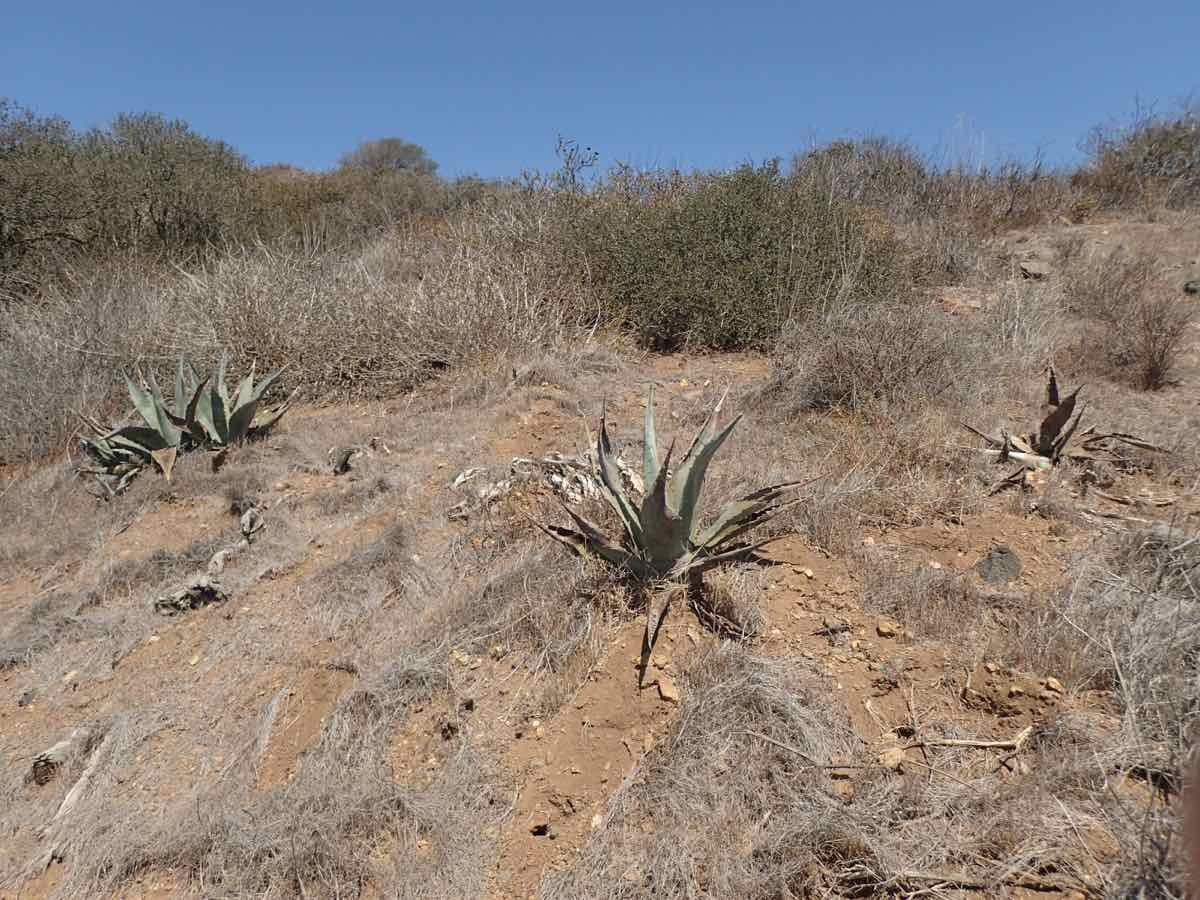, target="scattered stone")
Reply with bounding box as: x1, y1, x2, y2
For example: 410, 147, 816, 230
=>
657, 676, 681, 704
975, 545, 1023, 584
862, 536, 875, 546
984, 662, 999, 674
801, 568, 815, 579
879, 747, 906, 771
1044, 676, 1064, 694
876, 621, 899, 638
1008, 685, 1024, 698
155, 576, 229, 615
1184, 279, 1200, 295
17, 689, 34, 708
1038, 690, 1058, 703
929, 561, 943, 570
590, 813, 604, 830
61, 670, 78, 686
1020, 259, 1052, 279
529, 818, 552, 837
189, 654, 201, 666
451, 649, 472, 666
239, 507, 265, 543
